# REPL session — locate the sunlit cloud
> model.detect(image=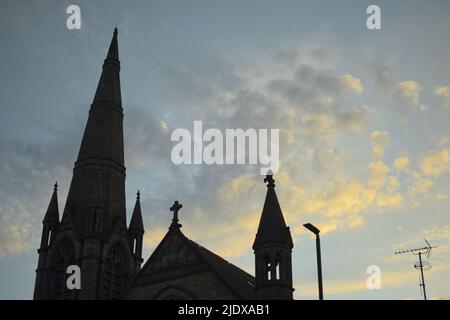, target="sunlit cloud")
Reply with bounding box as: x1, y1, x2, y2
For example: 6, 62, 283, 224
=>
371, 131, 390, 159
340, 74, 364, 95
420, 148, 450, 177
395, 80, 425, 111
433, 86, 450, 110
393, 156, 409, 171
